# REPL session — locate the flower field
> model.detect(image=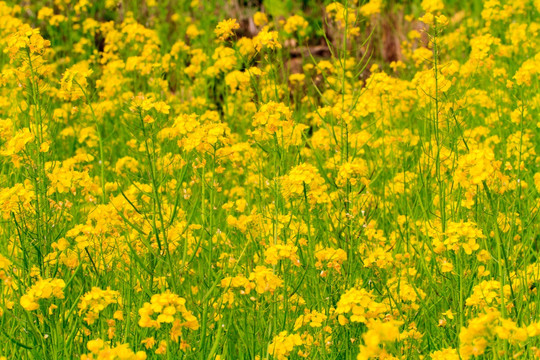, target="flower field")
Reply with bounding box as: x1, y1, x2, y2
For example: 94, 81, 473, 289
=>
0, 0, 540, 358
